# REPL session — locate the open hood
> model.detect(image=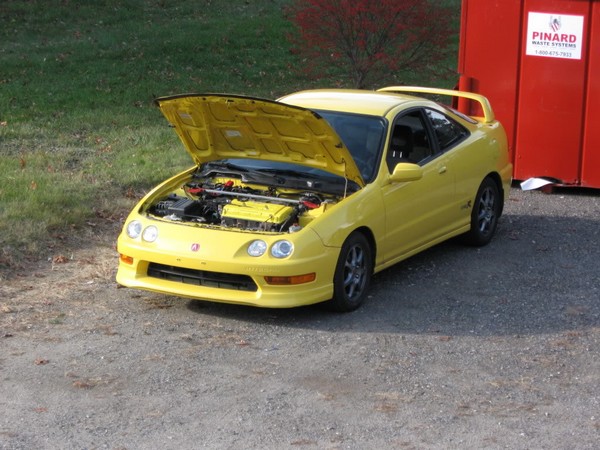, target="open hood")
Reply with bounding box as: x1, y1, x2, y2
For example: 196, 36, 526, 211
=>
155, 94, 364, 187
